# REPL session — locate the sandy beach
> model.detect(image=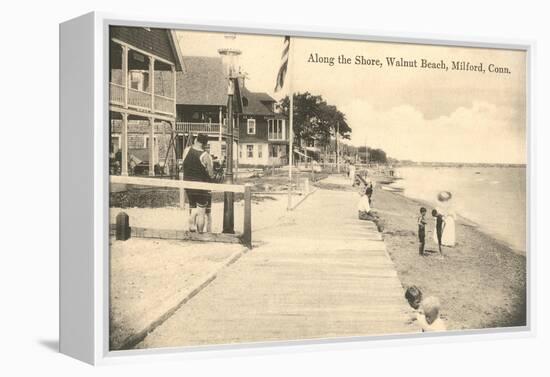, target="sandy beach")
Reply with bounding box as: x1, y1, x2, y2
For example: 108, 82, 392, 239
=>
371, 185, 526, 331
